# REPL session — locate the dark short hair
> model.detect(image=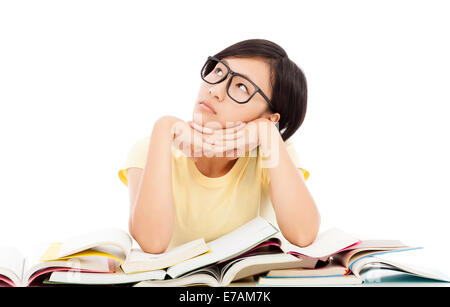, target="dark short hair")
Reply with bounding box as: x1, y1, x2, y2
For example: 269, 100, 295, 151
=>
212, 39, 307, 142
